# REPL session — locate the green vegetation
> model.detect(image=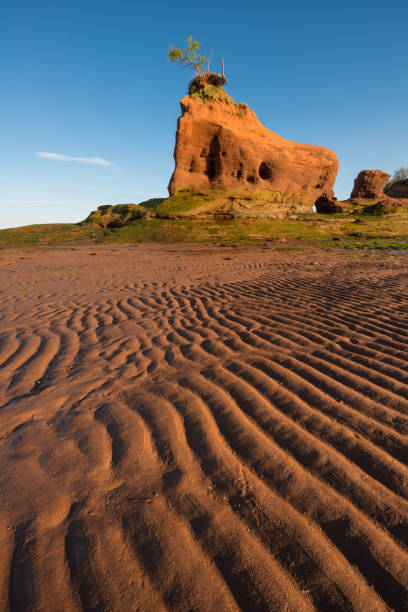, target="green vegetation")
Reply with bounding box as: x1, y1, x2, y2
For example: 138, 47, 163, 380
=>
168, 36, 209, 74
0, 223, 95, 246
72, 215, 408, 248
168, 35, 231, 105
2, 190, 408, 249
336, 239, 408, 251
84, 204, 145, 228
98, 217, 349, 244
361, 201, 400, 215
3, 209, 408, 249
190, 84, 233, 103
188, 83, 247, 117
153, 190, 220, 217
83, 200, 165, 228
152, 189, 313, 218
384, 166, 408, 193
